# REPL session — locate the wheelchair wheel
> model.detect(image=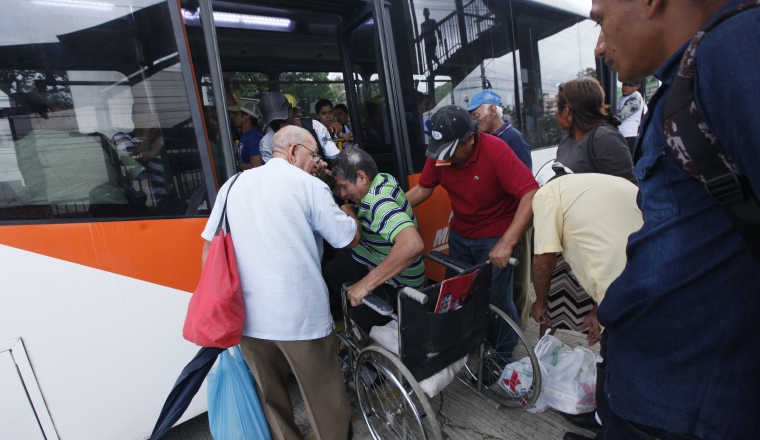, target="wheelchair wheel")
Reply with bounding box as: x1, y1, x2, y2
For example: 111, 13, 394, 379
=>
355, 346, 443, 440
460, 305, 541, 410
